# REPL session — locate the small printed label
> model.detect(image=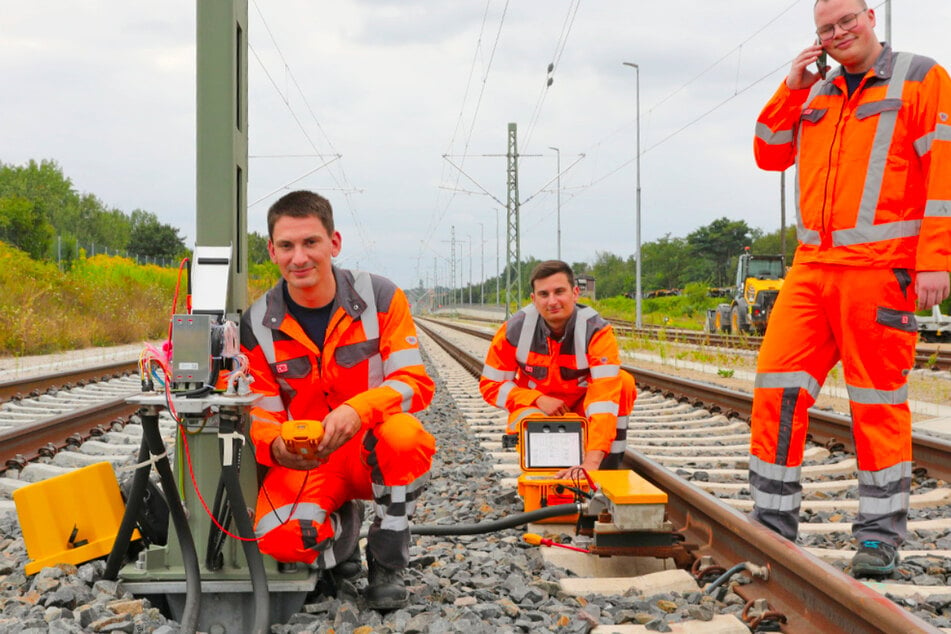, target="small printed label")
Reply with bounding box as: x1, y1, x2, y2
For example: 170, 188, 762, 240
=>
178, 362, 200, 370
